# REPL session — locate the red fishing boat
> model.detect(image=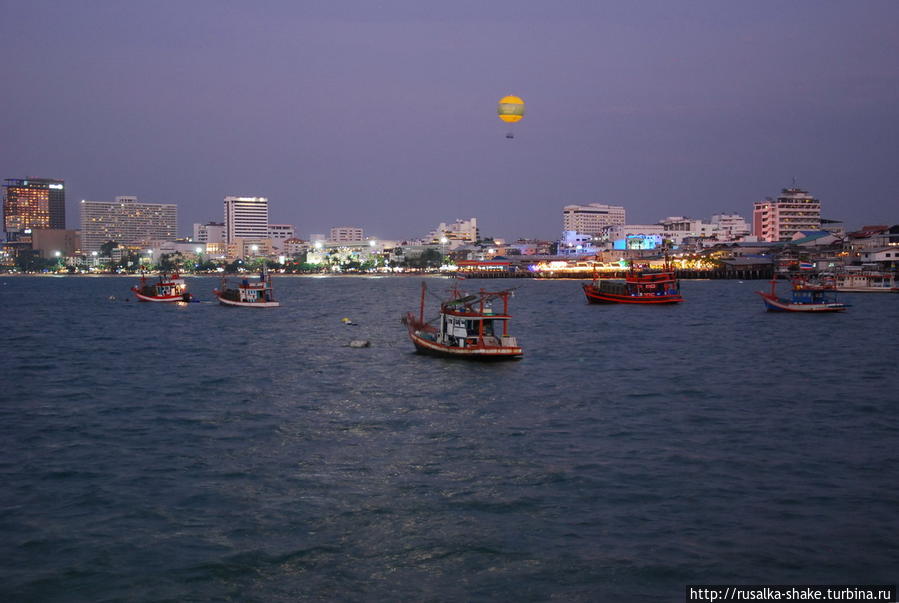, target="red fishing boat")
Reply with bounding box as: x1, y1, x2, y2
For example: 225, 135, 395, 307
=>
582, 259, 683, 304
131, 273, 192, 302
402, 282, 523, 360
757, 277, 848, 312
